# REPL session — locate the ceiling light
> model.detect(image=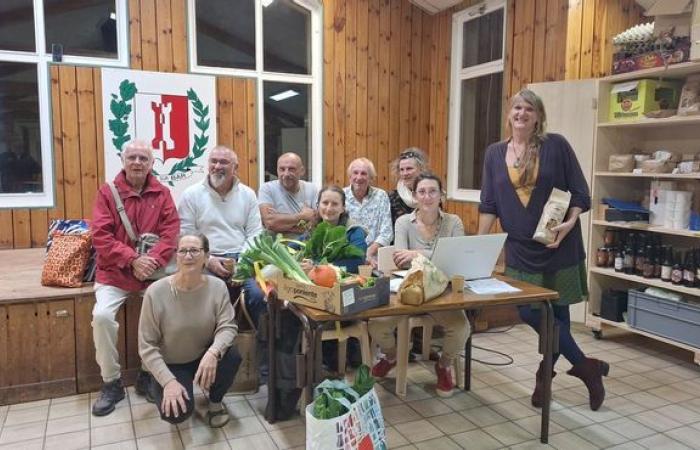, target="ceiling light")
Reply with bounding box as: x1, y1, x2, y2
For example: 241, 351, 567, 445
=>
262, 0, 275, 7
270, 90, 299, 101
